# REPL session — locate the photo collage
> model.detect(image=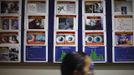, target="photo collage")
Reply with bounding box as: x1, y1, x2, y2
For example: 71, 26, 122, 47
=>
0, 47, 19, 61
0, 0, 134, 63
0, 16, 19, 30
